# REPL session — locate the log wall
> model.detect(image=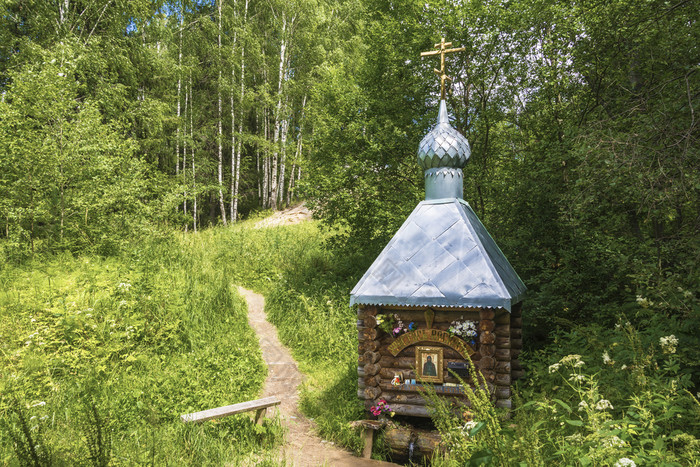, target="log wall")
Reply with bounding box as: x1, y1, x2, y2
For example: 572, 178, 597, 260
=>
357, 303, 523, 418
